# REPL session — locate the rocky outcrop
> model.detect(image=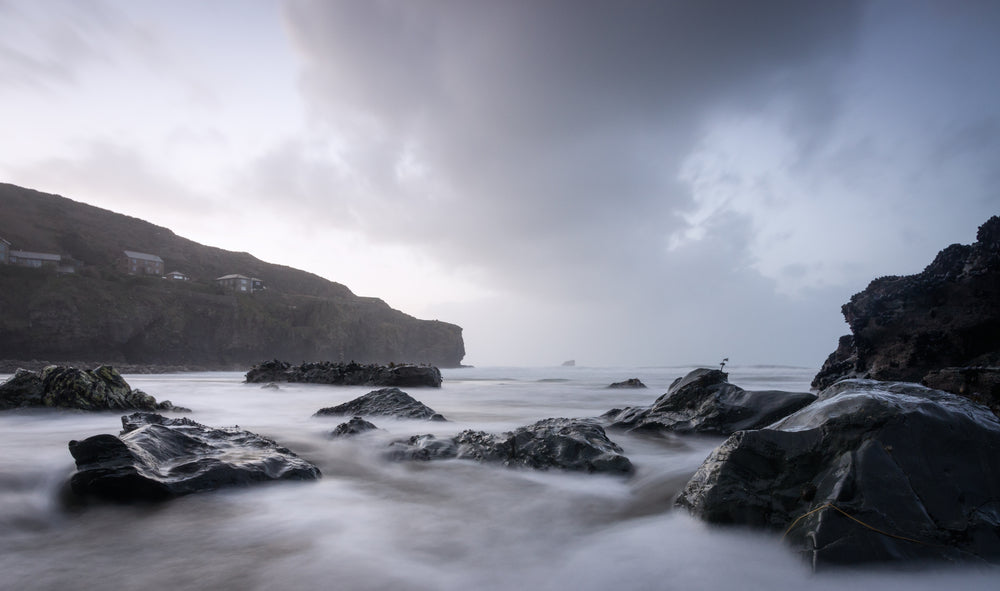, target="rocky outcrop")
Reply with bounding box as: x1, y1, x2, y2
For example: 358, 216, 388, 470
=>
813, 216, 1000, 410
246, 360, 443, 388
387, 418, 633, 474
67, 412, 321, 503
330, 416, 379, 437
602, 368, 816, 436
314, 387, 446, 421
608, 378, 647, 389
0, 365, 183, 411
676, 380, 1000, 568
